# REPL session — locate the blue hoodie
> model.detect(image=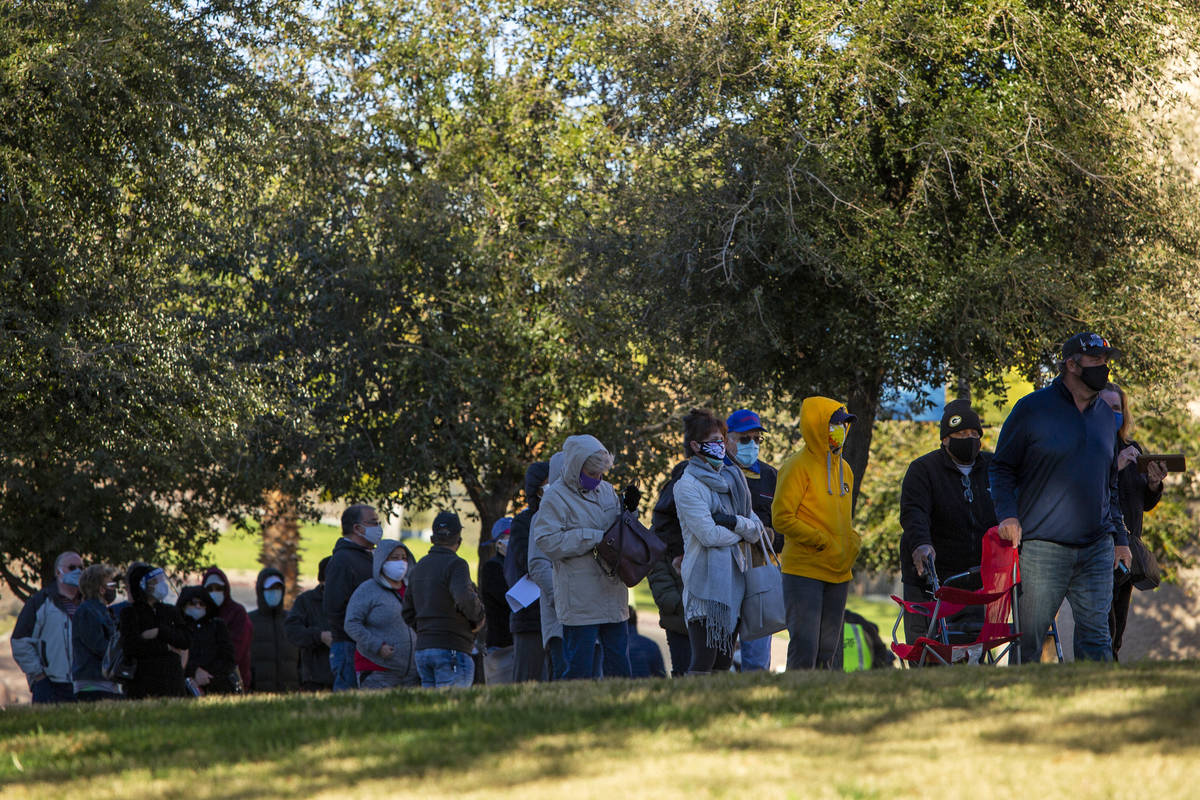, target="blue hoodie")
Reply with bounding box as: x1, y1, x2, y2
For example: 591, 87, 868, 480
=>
989, 377, 1128, 547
